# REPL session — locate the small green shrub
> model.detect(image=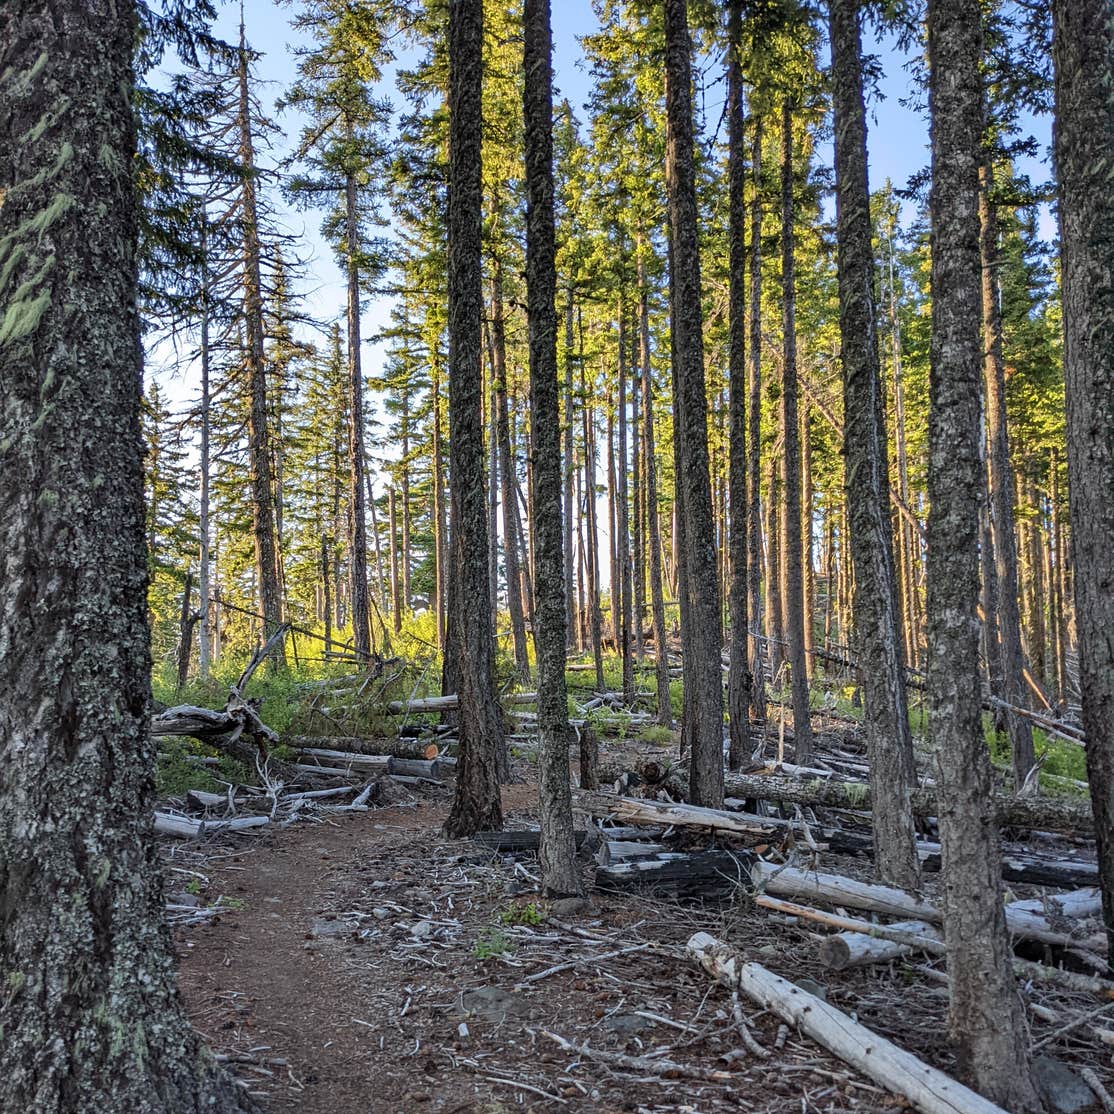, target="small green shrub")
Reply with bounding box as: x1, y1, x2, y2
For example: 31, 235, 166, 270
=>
472, 927, 514, 959
500, 901, 544, 927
